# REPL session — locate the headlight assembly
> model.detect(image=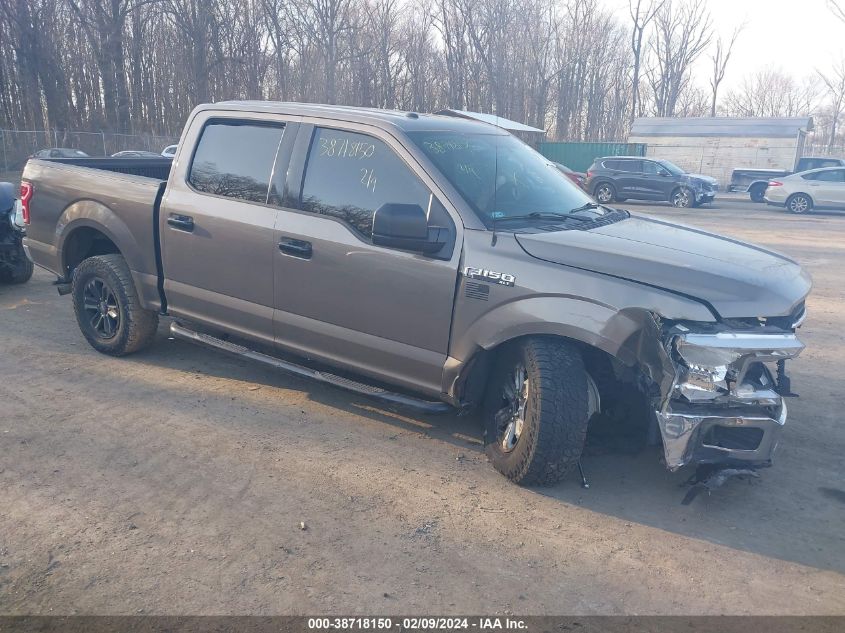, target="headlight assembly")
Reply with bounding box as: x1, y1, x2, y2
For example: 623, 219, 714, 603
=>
671, 330, 804, 402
